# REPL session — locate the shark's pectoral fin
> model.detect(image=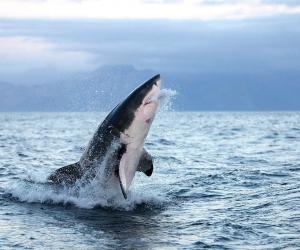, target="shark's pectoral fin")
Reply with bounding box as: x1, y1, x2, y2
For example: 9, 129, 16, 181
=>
48, 162, 83, 185
137, 148, 153, 177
